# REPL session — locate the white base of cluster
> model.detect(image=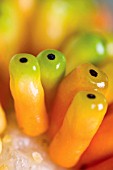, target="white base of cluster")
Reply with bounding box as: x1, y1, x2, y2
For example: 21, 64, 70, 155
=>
0, 113, 66, 170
